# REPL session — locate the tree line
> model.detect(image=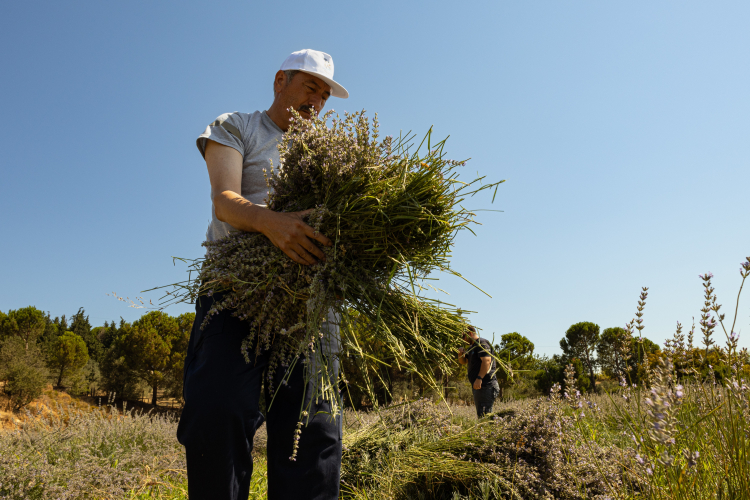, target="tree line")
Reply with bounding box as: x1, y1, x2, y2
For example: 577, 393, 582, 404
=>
342, 319, 750, 408
340, 322, 659, 407
3, 305, 746, 412
0, 306, 193, 411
